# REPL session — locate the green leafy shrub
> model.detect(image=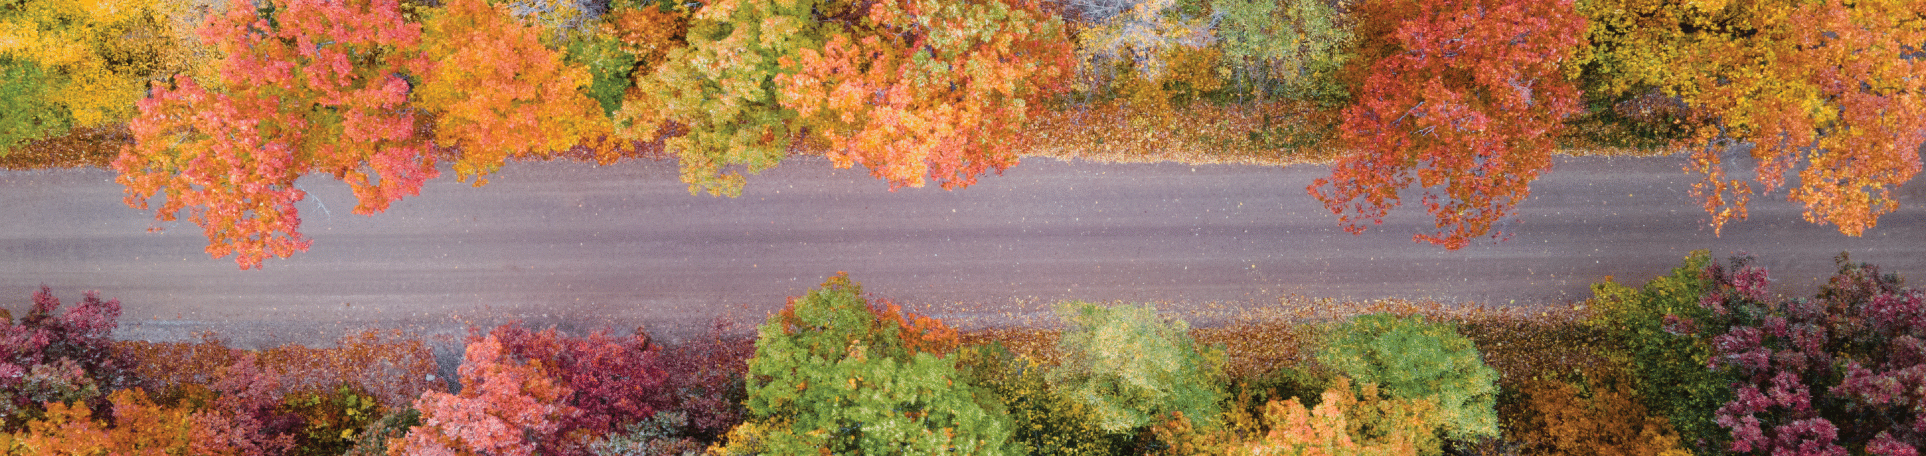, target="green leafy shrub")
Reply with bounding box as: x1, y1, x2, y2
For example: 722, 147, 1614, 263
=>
0, 58, 73, 156
1212, 0, 1353, 105
1049, 301, 1226, 436
563, 31, 639, 116
1317, 313, 1500, 446
1584, 251, 1736, 450
729, 273, 1015, 454
956, 342, 1117, 456
586, 410, 706, 456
